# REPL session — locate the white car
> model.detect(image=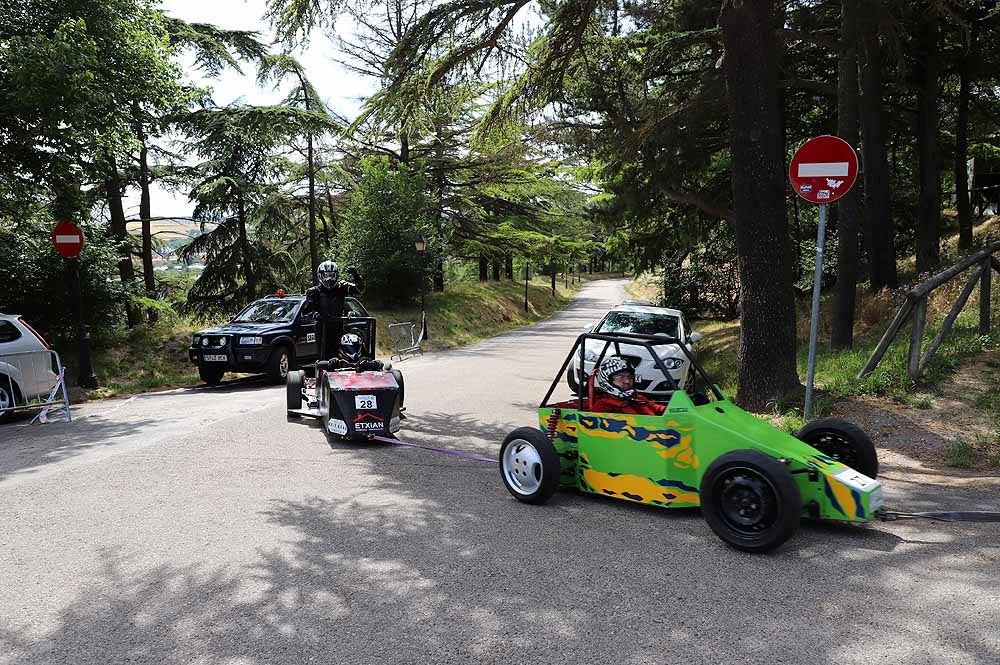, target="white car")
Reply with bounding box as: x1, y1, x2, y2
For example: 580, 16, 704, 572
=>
567, 303, 703, 396
0, 314, 59, 423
